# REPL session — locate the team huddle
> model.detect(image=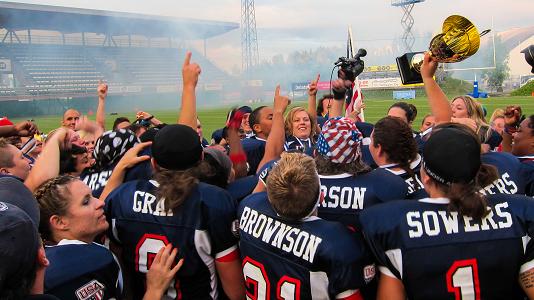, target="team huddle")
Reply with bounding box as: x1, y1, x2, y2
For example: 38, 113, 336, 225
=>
0, 50, 533, 300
